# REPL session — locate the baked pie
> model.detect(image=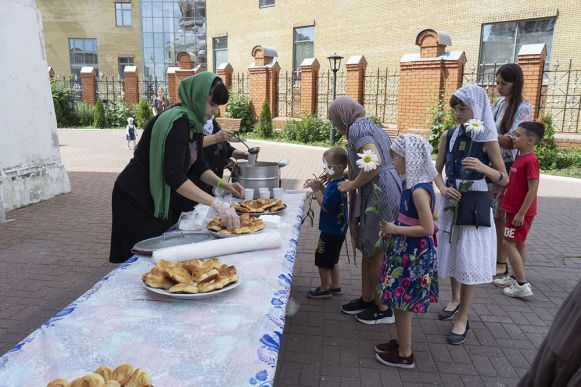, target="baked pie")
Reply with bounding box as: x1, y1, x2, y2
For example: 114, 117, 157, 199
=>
47, 364, 152, 387
142, 258, 238, 294
233, 198, 285, 213
207, 213, 264, 235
